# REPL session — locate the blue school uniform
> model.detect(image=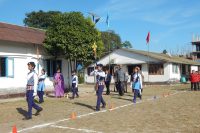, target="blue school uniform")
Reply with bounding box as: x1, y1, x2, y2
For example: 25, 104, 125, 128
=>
37, 74, 46, 103
72, 74, 79, 98
26, 70, 42, 118
132, 72, 142, 103
95, 70, 106, 111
